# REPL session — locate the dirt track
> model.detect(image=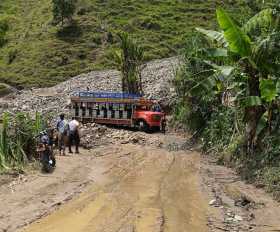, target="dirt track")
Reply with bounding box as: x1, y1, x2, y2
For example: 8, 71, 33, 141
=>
1, 133, 280, 232
22, 143, 208, 232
